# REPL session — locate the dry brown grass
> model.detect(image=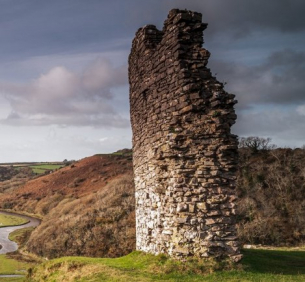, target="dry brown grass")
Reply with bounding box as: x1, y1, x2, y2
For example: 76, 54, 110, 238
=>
26, 174, 135, 258
2, 147, 305, 260
237, 148, 305, 246
0, 153, 135, 259
0, 154, 133, 214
